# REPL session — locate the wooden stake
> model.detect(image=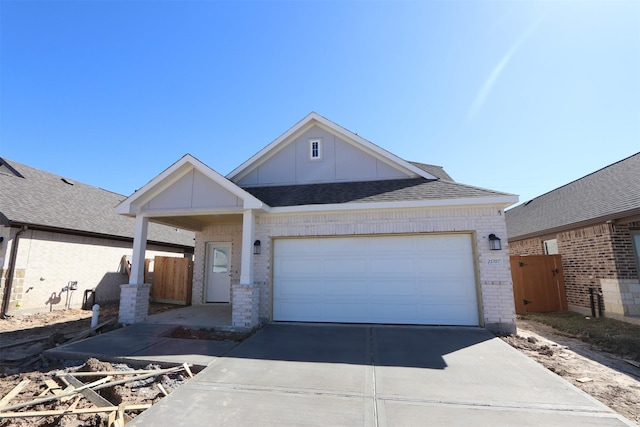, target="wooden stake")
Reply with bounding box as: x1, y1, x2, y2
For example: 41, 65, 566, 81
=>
38, 379, 61, 397
65, 374, 132, 424
65, 318, 115, 344
0, 404, 151, 418
0, 376, 111, 412
183, 362, 194, 378
0, 380, 30, 409
57, 367, 182, 378
157, 383, 169, 396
